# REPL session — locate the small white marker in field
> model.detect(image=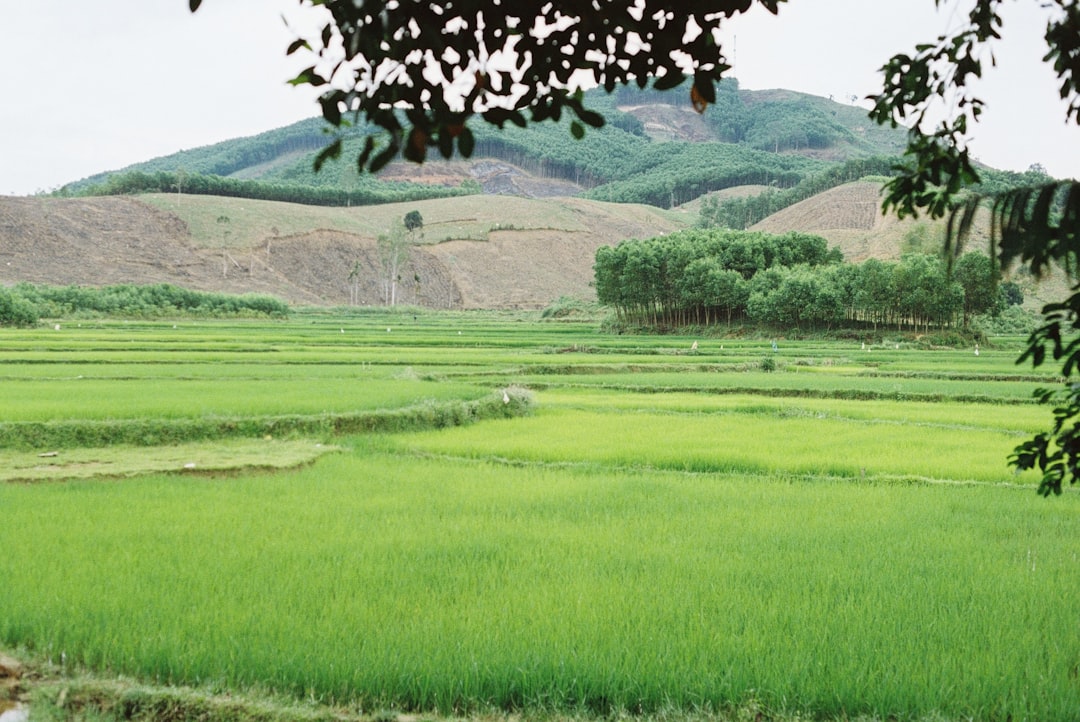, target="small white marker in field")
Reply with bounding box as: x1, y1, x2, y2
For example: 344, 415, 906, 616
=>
503, 390, 510, 404
183, 462, 196, 469
0, 704, 29, 722
54, 324, 60, 331
387, 327, 392, 332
